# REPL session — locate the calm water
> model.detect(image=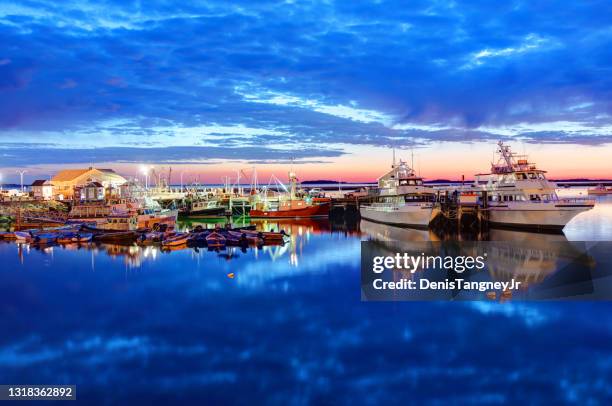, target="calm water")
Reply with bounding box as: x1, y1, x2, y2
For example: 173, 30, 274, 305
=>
1, 193, 612, 404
